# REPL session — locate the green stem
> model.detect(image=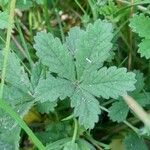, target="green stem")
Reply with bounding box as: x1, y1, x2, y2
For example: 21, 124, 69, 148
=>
15, 18, 33, 67
0, 0, 16, 99
74, 0, 86, 14
88, 0, 97, 21
72, 118, 78, 143
0, 99, 45, 150
55, 8, 65, 42
85, 133, 108, 150
124, 120, 139, 134
43, 0, 52, 32
99, 105, 140, 134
